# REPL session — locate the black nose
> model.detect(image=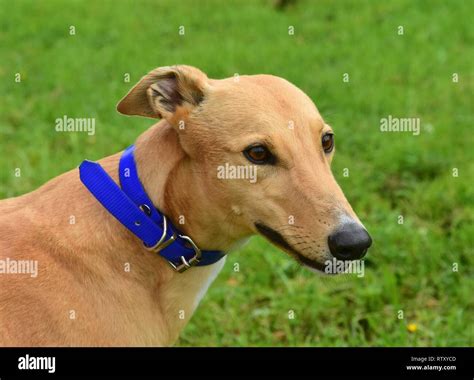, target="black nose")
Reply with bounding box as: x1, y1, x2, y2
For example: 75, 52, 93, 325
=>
328, 223, 372, 261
